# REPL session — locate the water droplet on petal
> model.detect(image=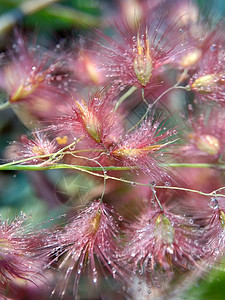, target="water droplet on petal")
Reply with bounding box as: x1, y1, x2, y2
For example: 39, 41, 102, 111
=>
209, 197, 219, 210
